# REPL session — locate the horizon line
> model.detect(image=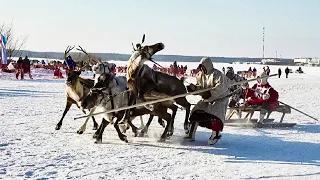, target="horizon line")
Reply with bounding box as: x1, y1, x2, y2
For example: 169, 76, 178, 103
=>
20, 49, 295, 59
